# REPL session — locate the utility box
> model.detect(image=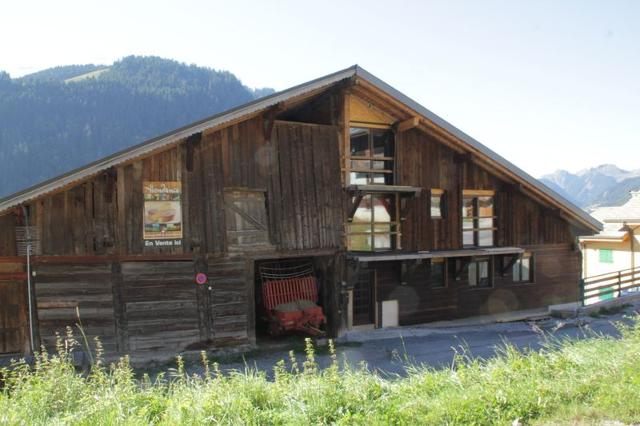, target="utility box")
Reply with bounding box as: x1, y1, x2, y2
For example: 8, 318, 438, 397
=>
381, 299, 399, 328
